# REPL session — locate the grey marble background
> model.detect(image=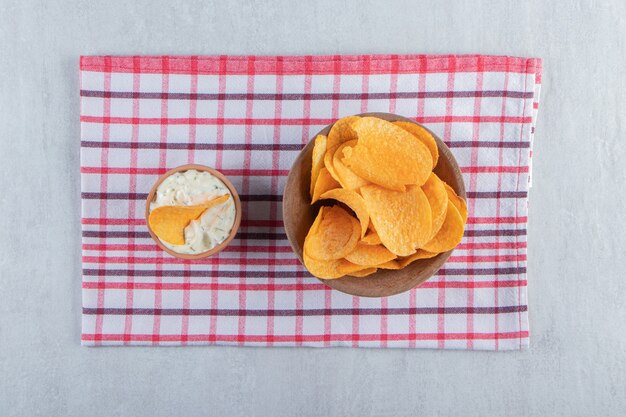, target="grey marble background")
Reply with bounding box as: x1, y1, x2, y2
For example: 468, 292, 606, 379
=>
1, 1, 625, 416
